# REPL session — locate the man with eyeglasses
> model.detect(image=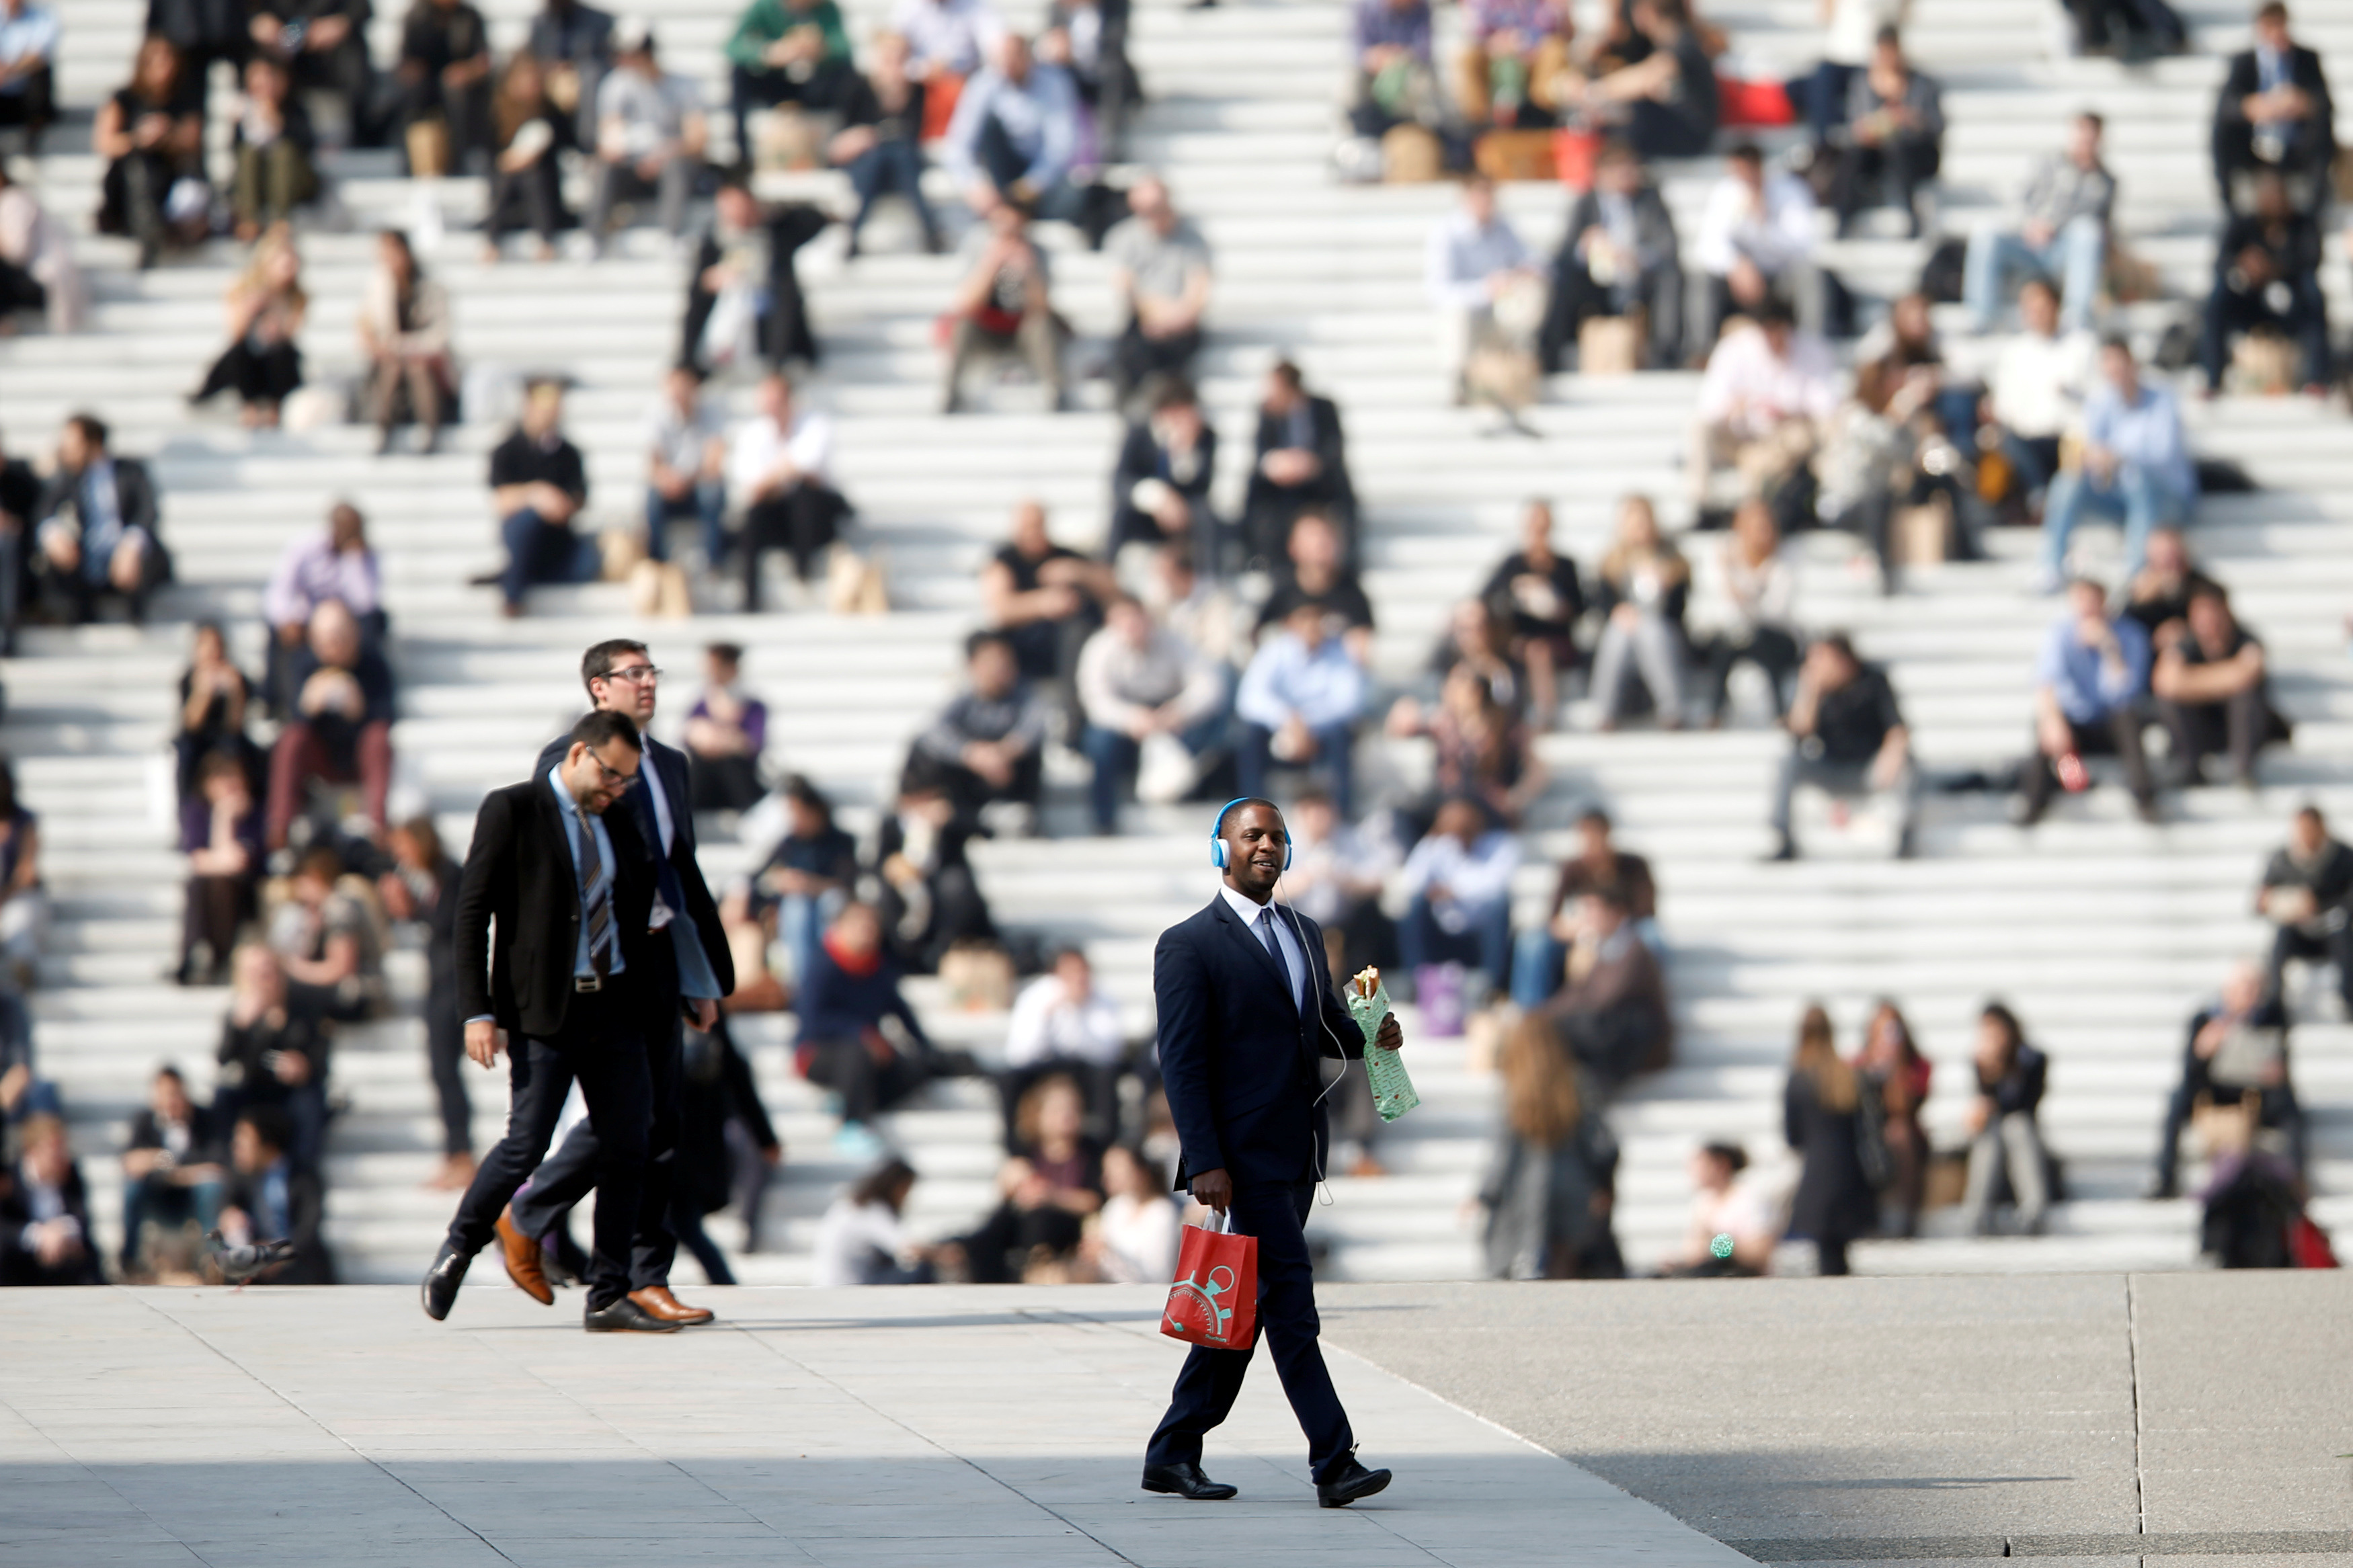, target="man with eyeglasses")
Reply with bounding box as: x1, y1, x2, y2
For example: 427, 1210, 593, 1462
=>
423, 710, 670, 1331
504, 638, 735, 1326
